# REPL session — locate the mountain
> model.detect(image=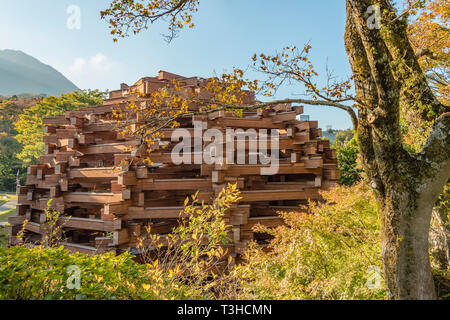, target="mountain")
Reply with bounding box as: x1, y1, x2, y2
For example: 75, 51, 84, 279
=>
0, 49, 78, 96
